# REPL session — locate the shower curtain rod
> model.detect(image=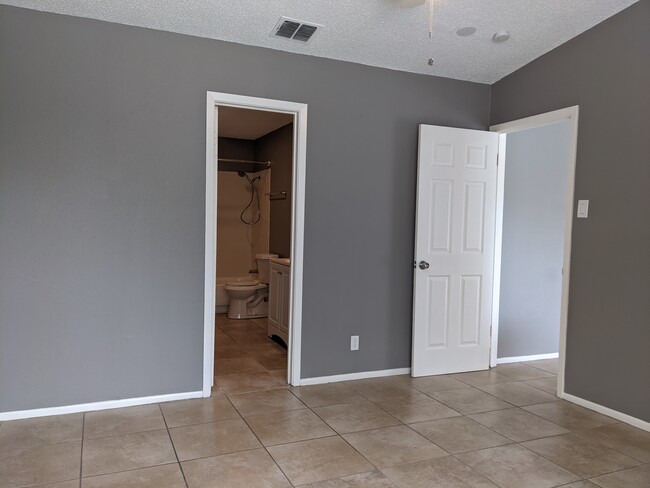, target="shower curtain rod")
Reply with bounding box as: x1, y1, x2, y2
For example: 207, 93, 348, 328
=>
217, 158, 271, 167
